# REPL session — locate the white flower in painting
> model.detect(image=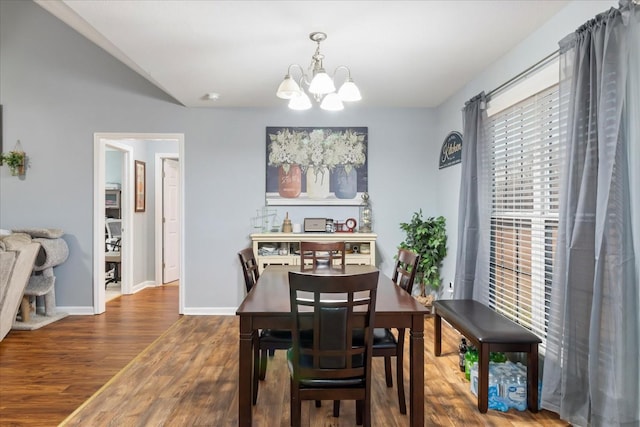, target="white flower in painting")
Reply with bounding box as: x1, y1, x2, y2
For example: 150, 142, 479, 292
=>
268, 128, 366, 175
268, 129, 307, 173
